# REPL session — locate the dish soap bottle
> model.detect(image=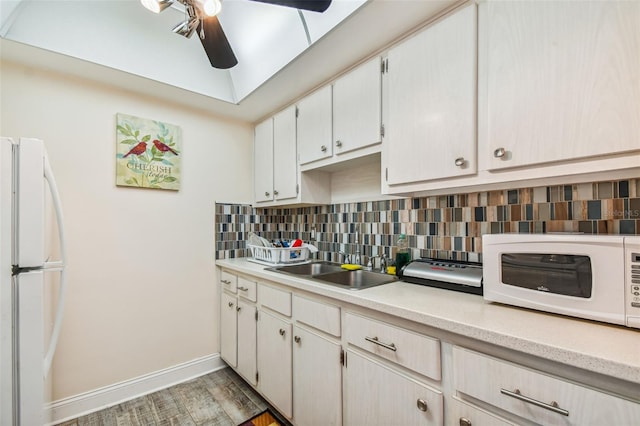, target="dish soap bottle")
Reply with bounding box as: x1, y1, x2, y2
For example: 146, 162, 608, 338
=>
395, 234, 410, 276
